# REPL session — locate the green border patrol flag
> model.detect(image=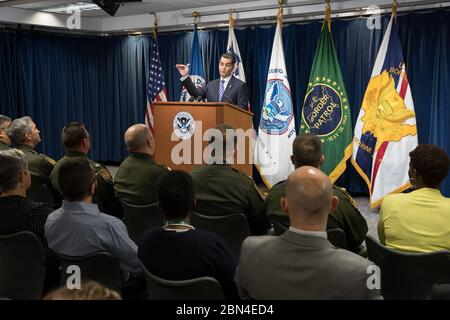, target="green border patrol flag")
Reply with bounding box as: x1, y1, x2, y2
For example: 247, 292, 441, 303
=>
300, 4, 352, 183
